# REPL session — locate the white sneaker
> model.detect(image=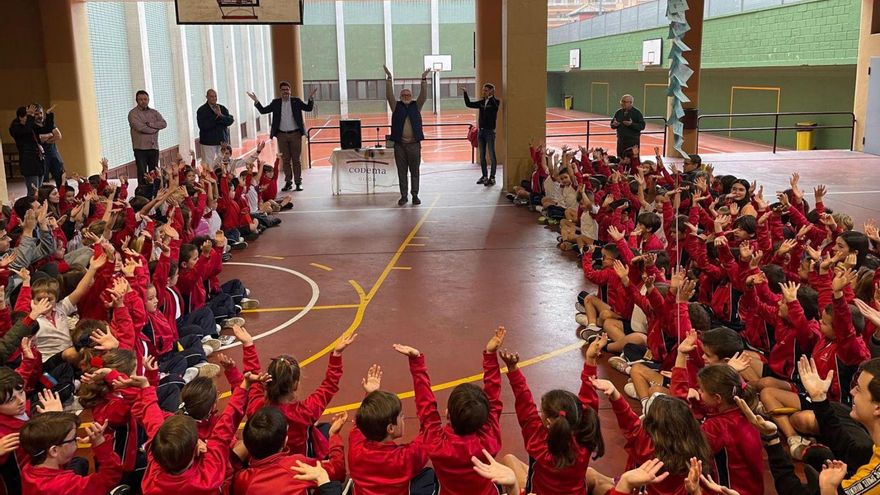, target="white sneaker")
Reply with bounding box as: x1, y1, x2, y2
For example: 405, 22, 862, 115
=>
575, 313, 589, 326
202, 338, 221, 354
195, 362, 221, 379
218, 335, 238, 347
575, 302, 586, 313
240, 298, 260, 309
586, 323, 602, 332
608, 356, 631, 375
624, 381, 639, 400
535, 205, 544, 213
788, 435, 813, 461
221, 317, 246, 328
183, 367, 199, 383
